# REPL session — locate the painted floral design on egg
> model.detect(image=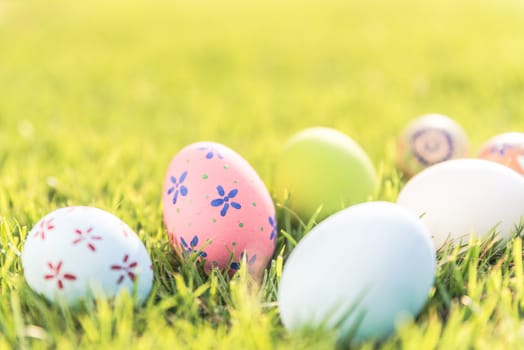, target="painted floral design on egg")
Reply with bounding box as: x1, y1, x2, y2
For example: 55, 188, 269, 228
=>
478, 132, 524, 175
110, 254, 139, 285
268, 216, 277, 243
167, 171, 189, 205
162, 142, 277, 278
33, 217, 55, 240
21, 206, 154, 305
44, 261, 77, 290
198, 145, 224, 160
230, 252, 257, 274
210, 185, 242, 217
180, 235, 208, 258
72, 226, 102, 252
